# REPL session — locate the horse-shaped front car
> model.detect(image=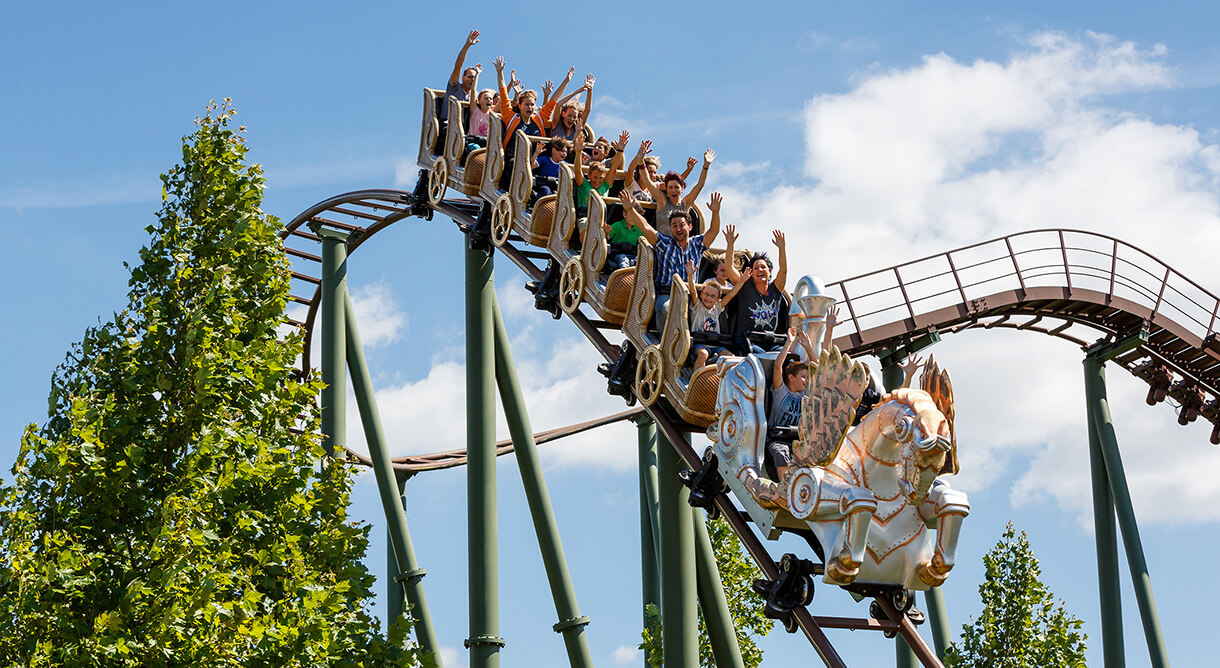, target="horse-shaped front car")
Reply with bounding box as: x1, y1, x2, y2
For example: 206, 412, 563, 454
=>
712, 342, 969, 591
